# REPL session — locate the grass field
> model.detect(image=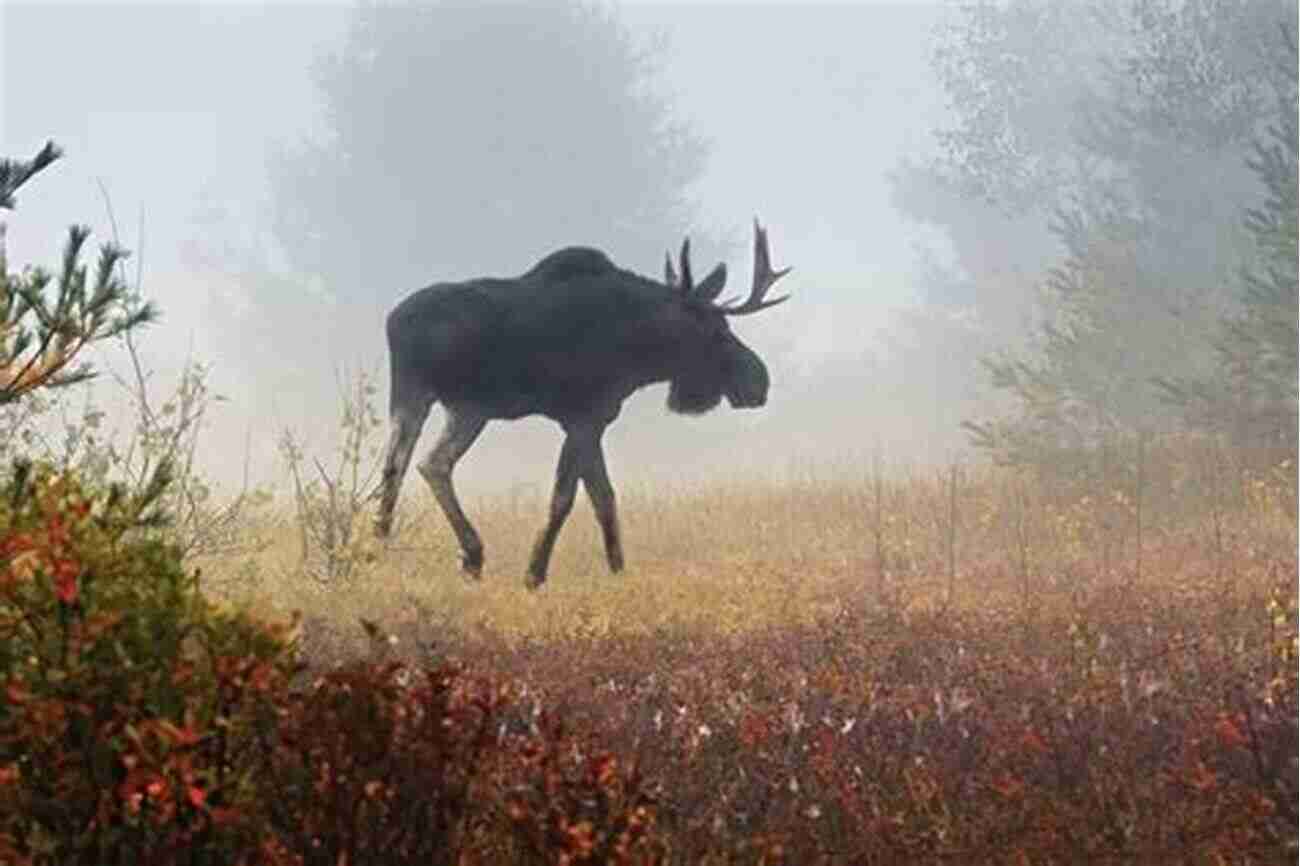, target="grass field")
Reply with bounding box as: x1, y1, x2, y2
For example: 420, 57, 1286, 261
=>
168, 440, 1299, 861
208, 444, 1295, 660
2, 423, 1295, 862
